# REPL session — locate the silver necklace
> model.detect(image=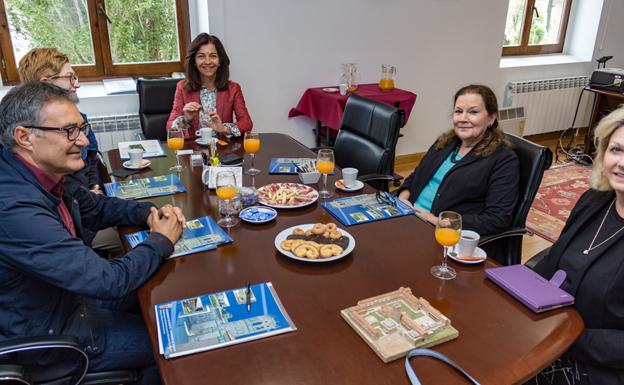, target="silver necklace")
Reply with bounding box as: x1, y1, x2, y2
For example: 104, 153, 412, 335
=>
583, 199, 624, 254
